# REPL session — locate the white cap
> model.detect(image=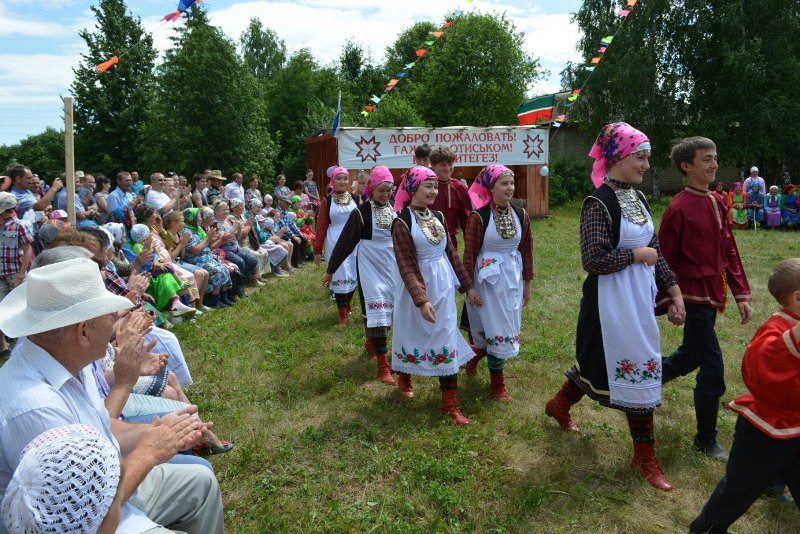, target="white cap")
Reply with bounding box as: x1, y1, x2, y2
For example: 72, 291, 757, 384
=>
750, 166, 759, 173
